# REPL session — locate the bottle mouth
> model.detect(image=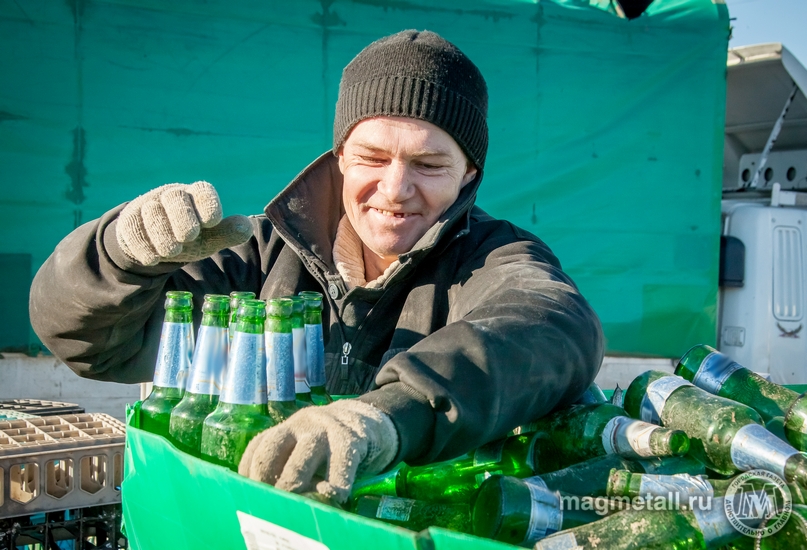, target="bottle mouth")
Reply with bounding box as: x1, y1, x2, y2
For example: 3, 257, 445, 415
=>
267, 297, 294, 317
666, 430, 691, 456
164, 290, 193, 310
